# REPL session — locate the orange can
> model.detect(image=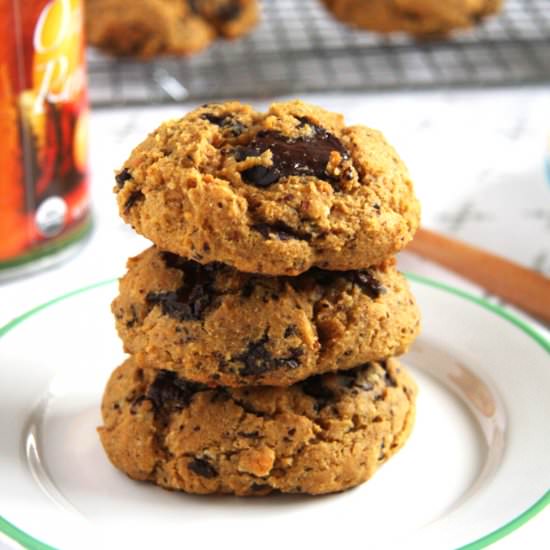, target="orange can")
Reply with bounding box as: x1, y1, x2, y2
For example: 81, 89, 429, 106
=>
0, 0, 91, 280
